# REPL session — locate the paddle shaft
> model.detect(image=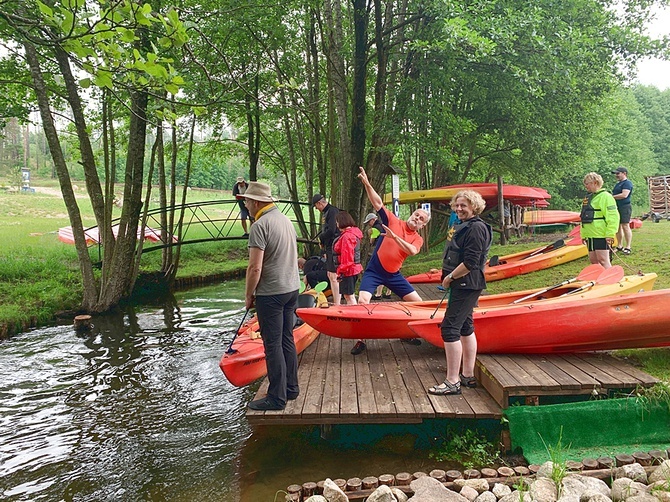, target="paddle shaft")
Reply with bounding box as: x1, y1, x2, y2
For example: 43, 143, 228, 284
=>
524, 239, 564, 259
225, 308, 250, 354
430, 289, 449, 319
512, 278, 575, 304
